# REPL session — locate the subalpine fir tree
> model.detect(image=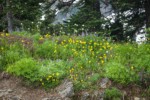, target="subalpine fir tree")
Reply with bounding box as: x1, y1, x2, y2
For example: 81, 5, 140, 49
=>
0, 0, 44, 33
